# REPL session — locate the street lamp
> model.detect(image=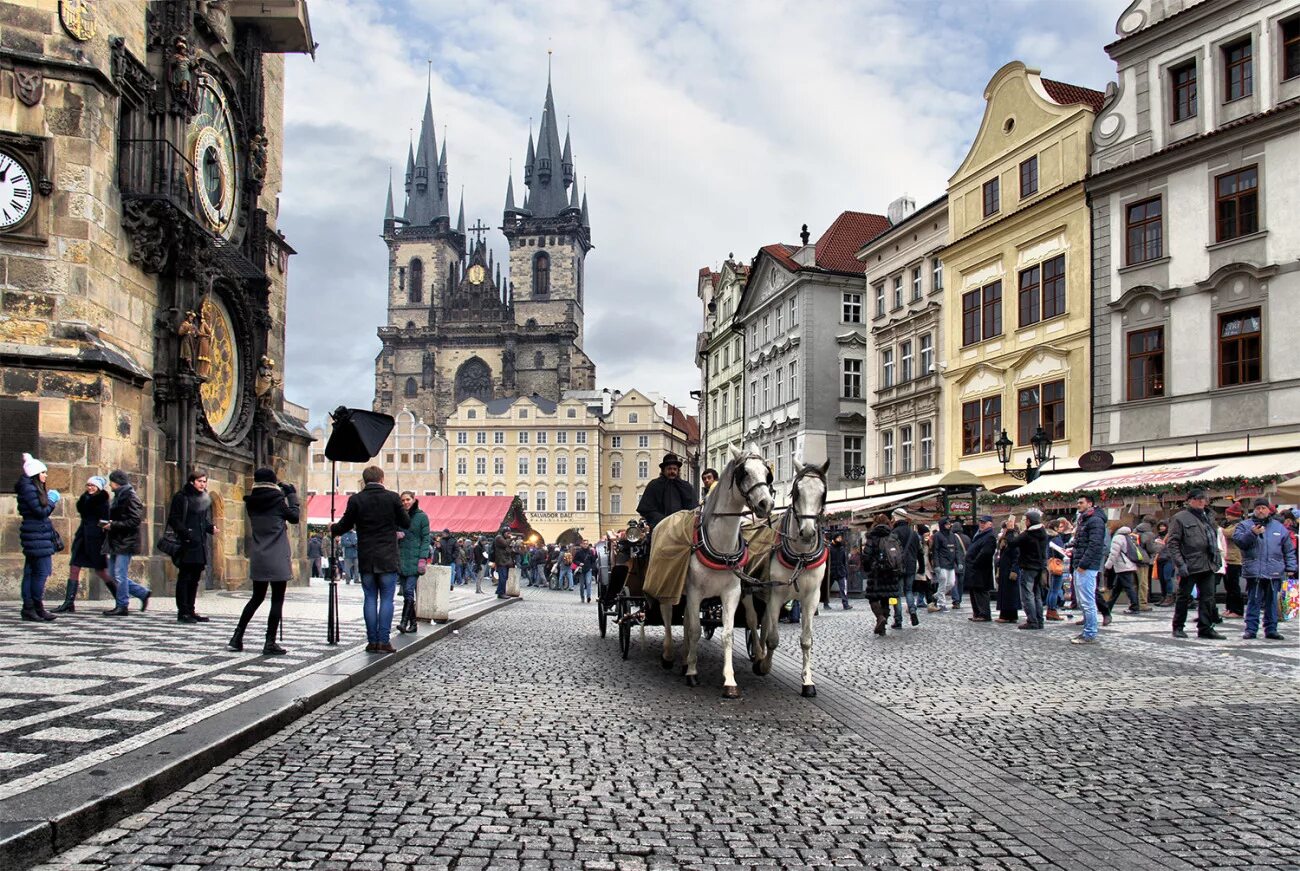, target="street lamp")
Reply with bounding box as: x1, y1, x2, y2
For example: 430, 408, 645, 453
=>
996, 426, 1053, 482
